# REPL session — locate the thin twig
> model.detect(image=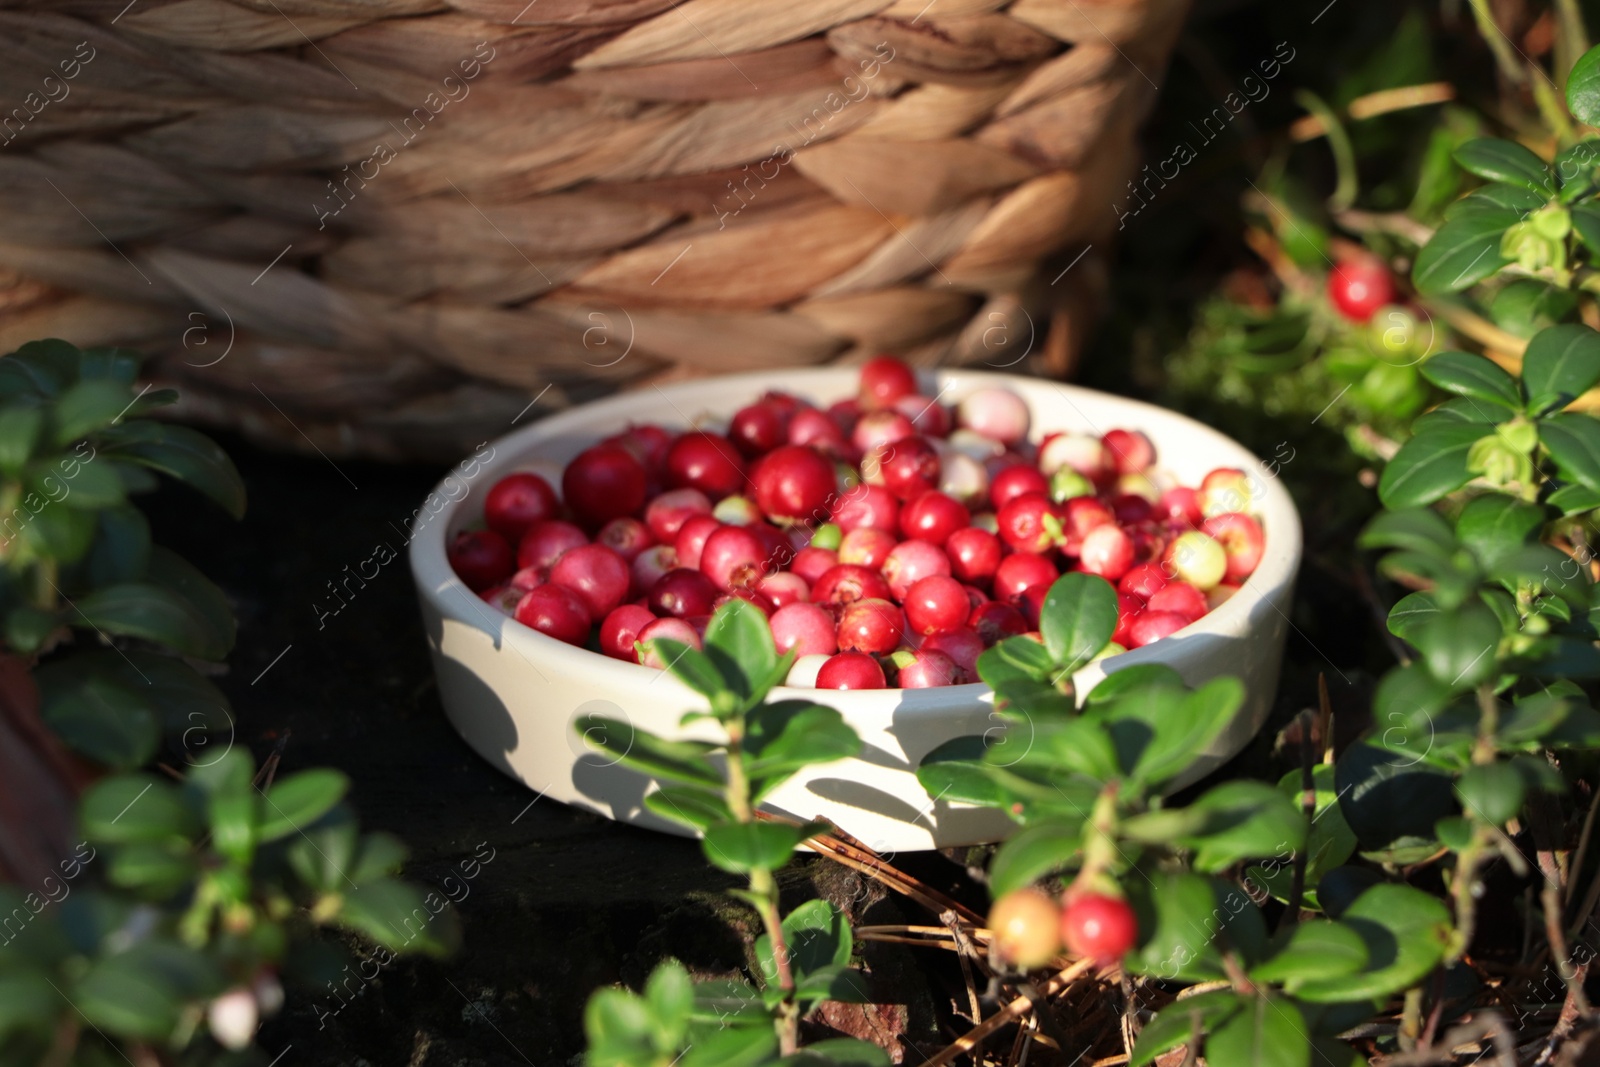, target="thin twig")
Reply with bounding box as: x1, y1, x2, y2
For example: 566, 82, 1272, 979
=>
1290, 83, 1456, 140
941, 910, 986, 1061
798, 819, 986, 925
1280, 708, 1316, 932
1563, 785, 1600, 909
921, 959, 1097, 1067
